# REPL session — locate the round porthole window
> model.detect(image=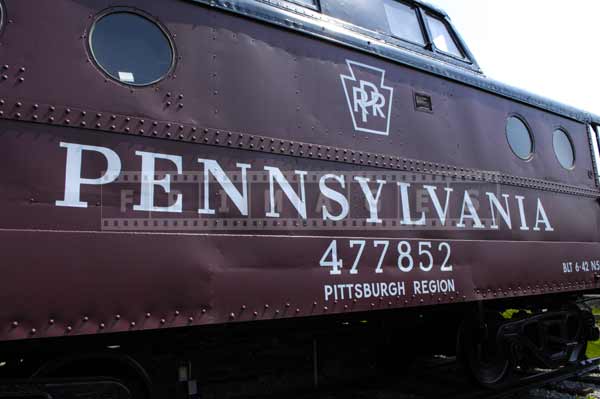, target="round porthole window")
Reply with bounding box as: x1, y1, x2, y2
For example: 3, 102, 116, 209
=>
90, 12, 174, 86
0, 1, 5, 34
553, 129, 575, 169
506, 116, 533, 160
